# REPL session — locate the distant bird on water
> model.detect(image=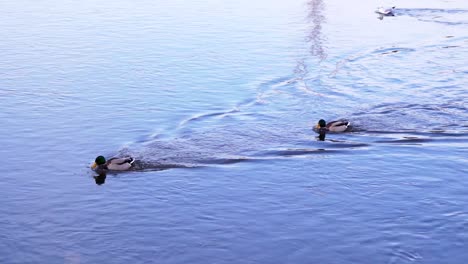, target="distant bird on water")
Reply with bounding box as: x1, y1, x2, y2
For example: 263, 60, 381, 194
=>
376, 6, 396, 16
